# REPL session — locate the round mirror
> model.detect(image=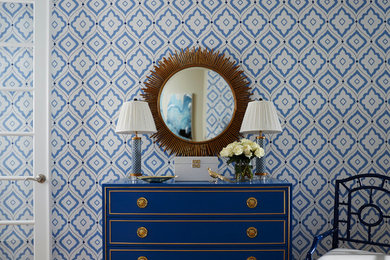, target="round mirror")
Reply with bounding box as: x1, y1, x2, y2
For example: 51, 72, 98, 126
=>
159, 67, 234, 142
143, 47, 251, 156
